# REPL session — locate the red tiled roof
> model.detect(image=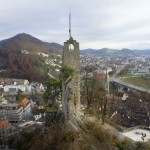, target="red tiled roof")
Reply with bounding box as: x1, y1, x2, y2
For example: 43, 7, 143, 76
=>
19, 98, 29, 108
